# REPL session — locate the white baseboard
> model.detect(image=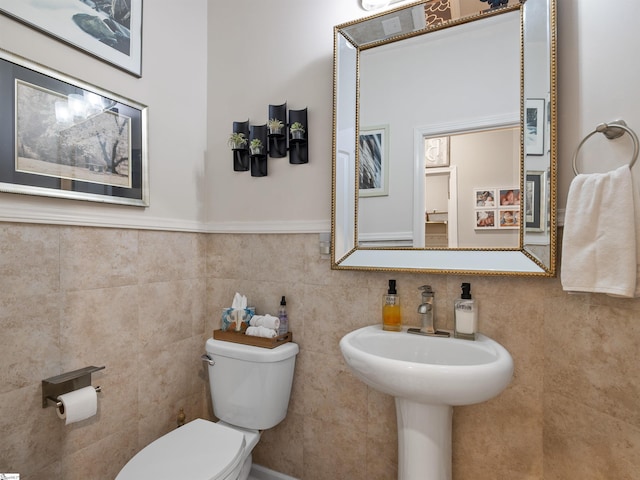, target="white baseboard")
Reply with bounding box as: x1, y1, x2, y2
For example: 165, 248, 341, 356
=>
249, 464, 300, 480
